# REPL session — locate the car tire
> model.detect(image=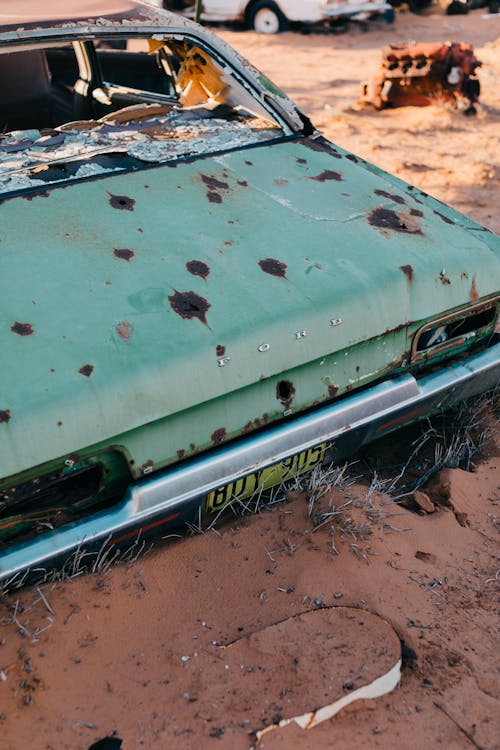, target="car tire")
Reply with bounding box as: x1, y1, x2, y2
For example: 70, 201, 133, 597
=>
247, 1, 288, 33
